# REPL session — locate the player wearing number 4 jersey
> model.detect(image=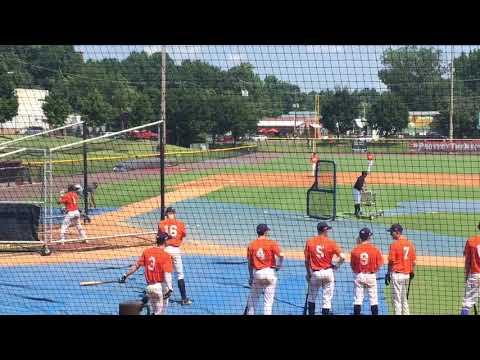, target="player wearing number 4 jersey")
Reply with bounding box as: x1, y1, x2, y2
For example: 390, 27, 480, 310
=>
158, 207, 192, 305
245, 224, 285, 315
460, 222, 480, 315
120, 232, 174, 315
350, 228, 383, 315
304, 222, 346, 315
385, 224, 416, 315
